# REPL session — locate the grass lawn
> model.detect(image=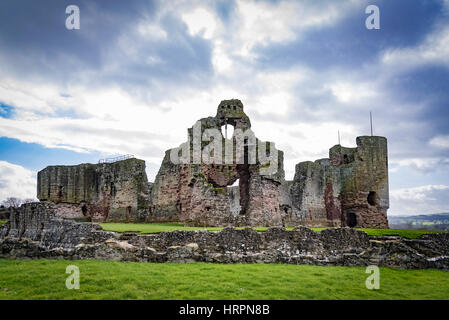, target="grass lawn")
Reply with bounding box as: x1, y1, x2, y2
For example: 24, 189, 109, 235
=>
98, 222, 446, 239
99, 223, 224, 233
0, 259, 448, 300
